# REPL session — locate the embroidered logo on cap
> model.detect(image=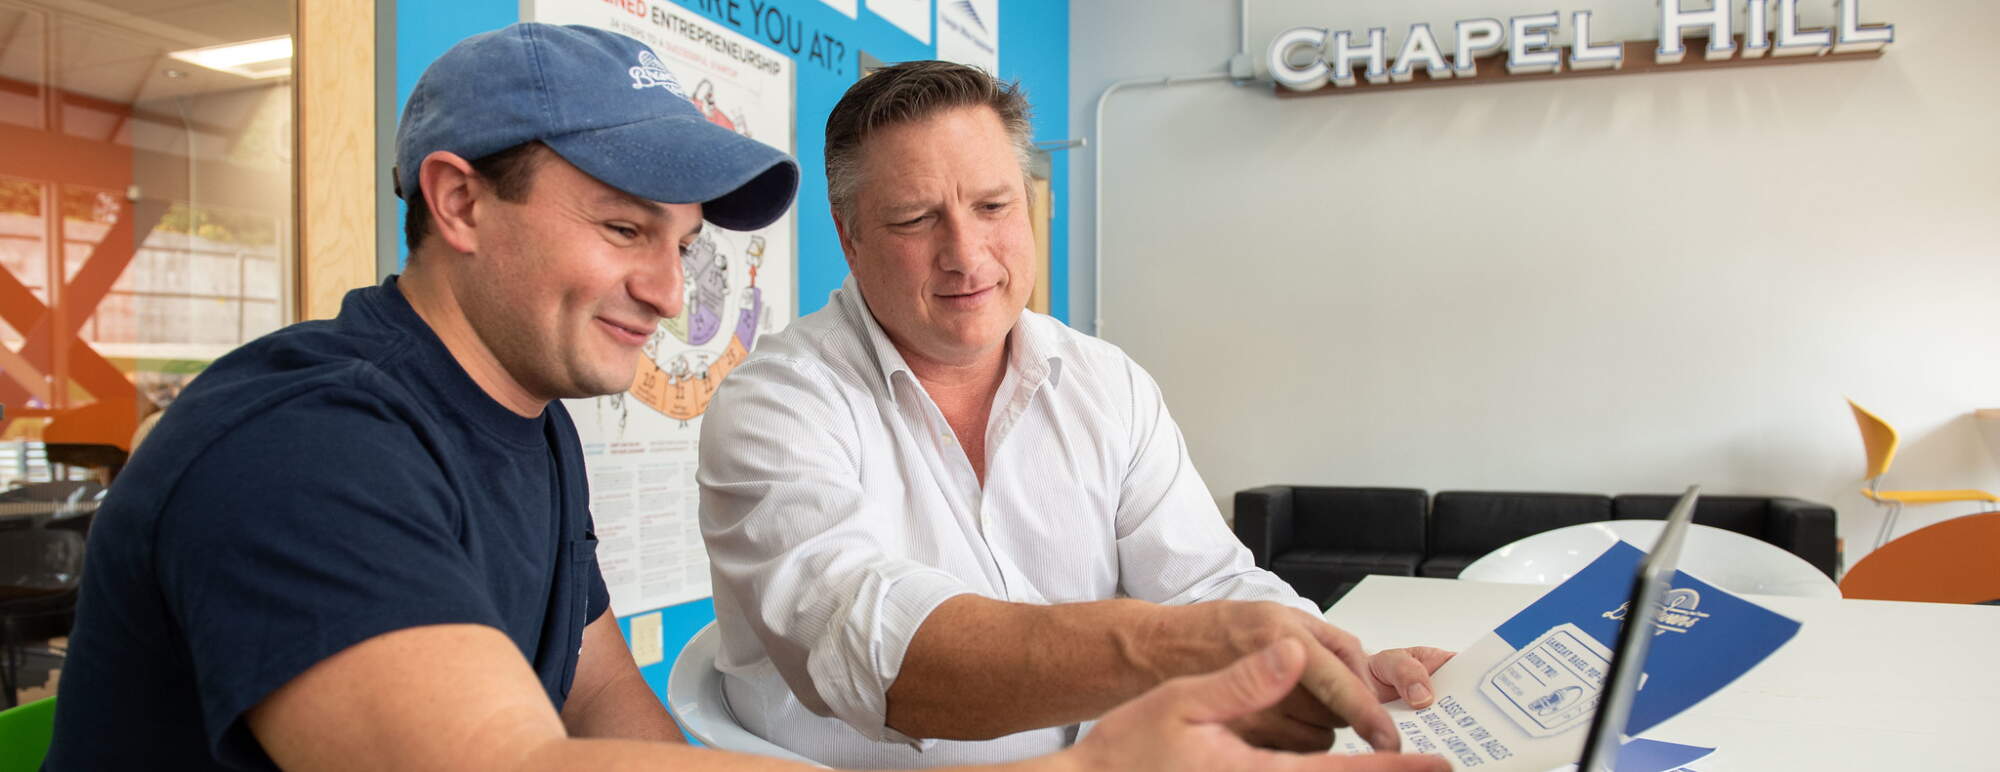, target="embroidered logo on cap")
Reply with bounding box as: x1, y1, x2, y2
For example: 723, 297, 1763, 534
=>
629, 50, 688, 98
